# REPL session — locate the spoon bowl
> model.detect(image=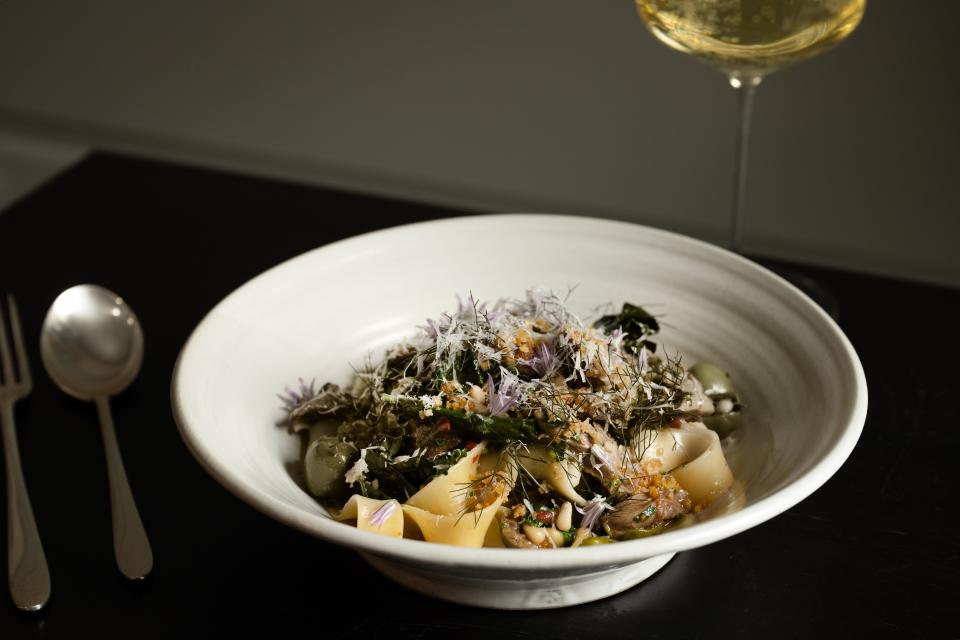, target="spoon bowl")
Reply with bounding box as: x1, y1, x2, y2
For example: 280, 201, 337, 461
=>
40, 284, 153, 580
40, 285, 143, 400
